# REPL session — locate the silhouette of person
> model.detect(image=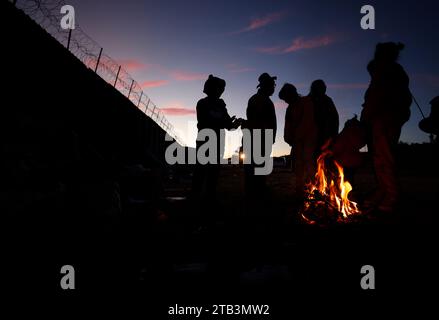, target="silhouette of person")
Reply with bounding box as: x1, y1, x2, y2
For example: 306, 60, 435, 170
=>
310, 79, 340, 151
192, 75, 242, 204
419, 96, 439, 142
279, 83, 300, 172
361, 42, 412, 213
279, 83, 301, 147
279, 83, 318, 198
244, 73, 277, 197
